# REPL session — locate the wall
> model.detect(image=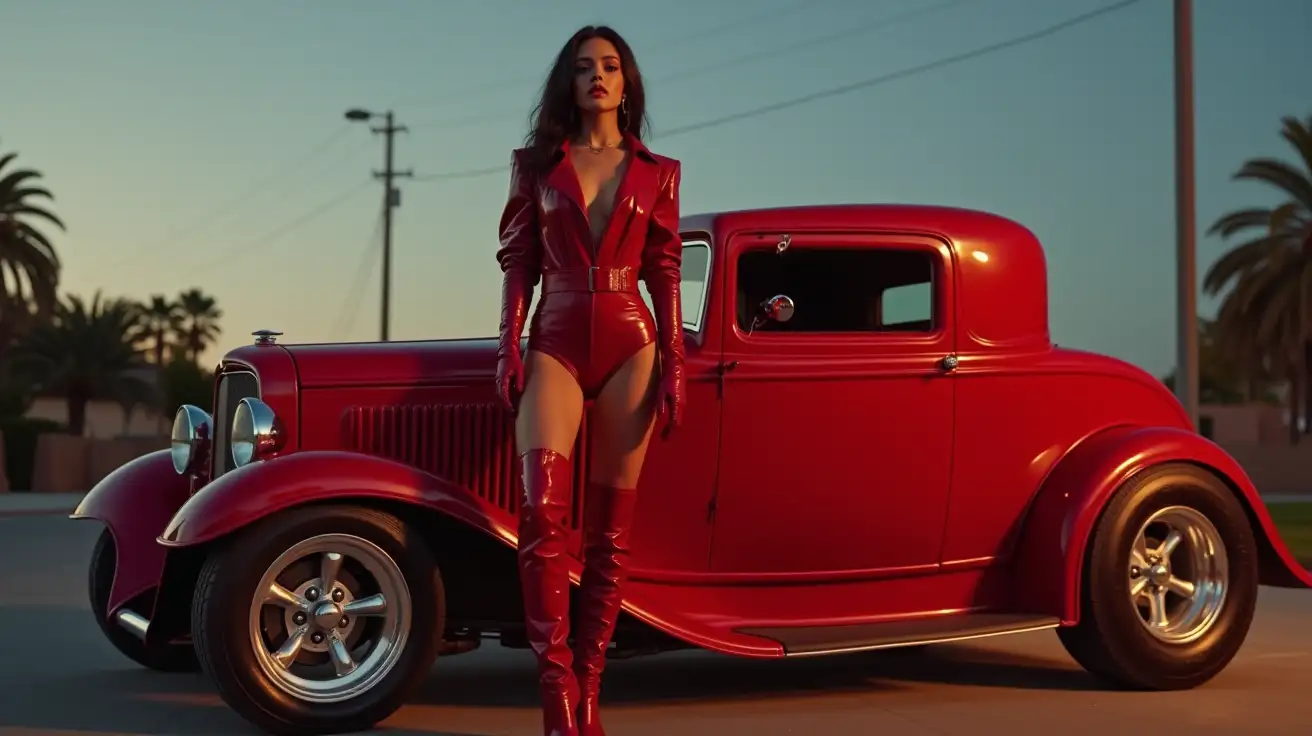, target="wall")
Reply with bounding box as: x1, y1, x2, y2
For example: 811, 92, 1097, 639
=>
25, 397, 167, 439
1200, 402, 1287, 445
